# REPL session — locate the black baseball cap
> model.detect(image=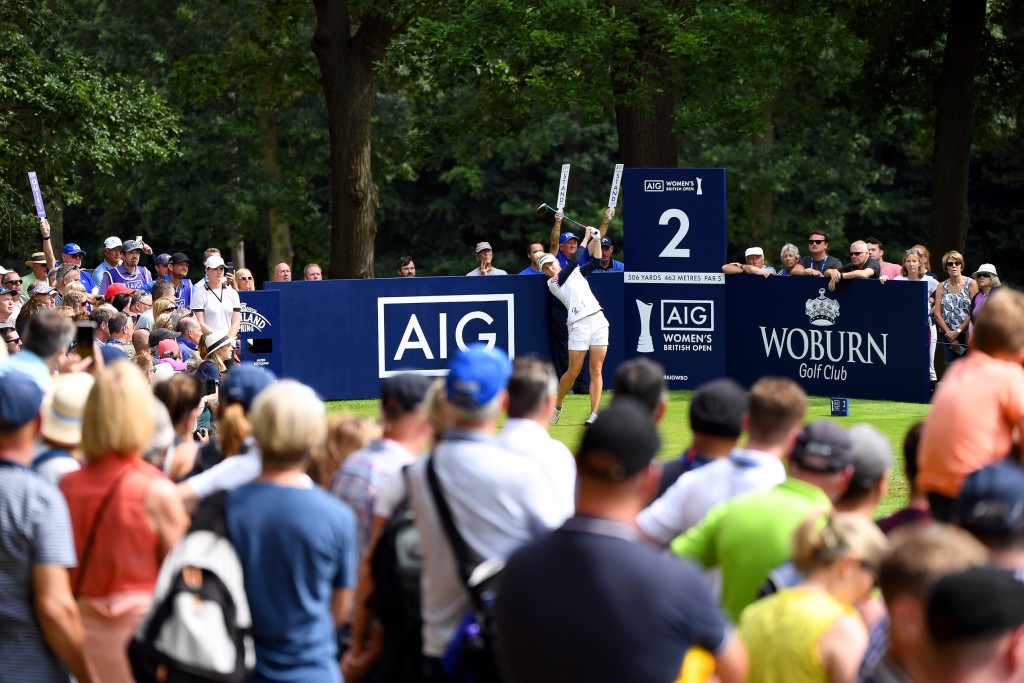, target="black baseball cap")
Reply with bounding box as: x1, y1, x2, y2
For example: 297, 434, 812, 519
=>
380, 374, 434, 415
689, 378, 747, 439
928, 566, 1024, 643
169, 252, 191, 264
576, 397, 660, 481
